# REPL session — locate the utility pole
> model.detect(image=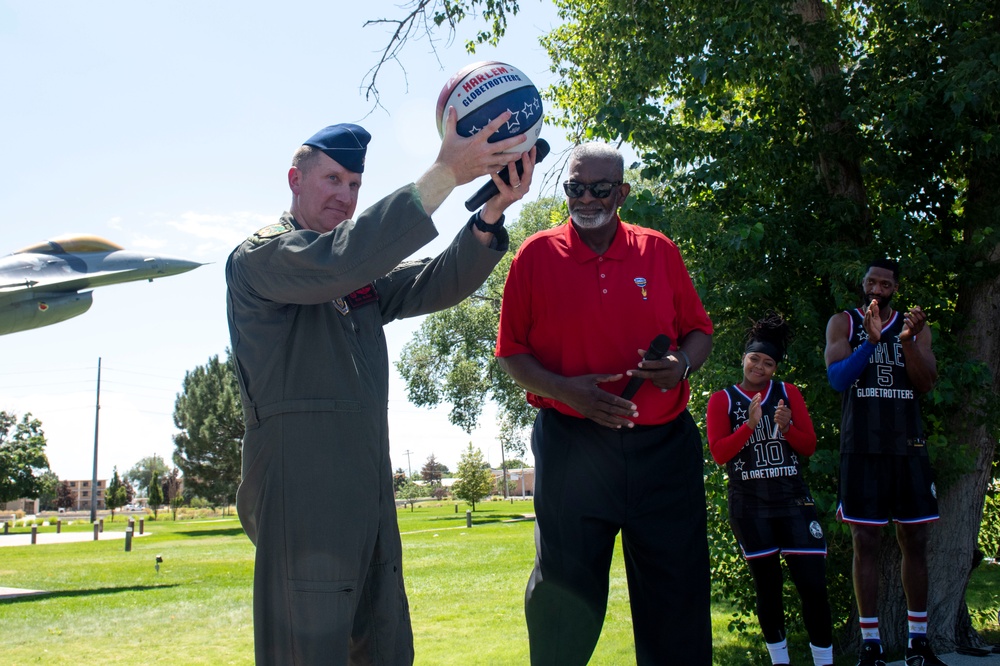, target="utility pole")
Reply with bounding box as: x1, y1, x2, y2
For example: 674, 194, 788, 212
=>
403, 449, 413, 479
90, 357, 102, 524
